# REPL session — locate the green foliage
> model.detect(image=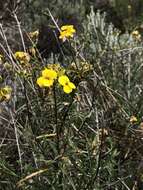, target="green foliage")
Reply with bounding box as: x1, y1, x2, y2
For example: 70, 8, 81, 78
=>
1, 1, 143, 190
